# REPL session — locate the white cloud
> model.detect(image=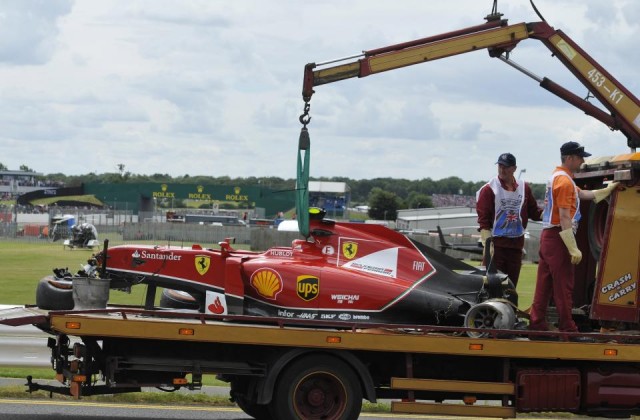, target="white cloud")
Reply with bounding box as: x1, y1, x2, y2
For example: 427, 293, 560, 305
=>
0, 0, 637, 183
0, 0, 72, 65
